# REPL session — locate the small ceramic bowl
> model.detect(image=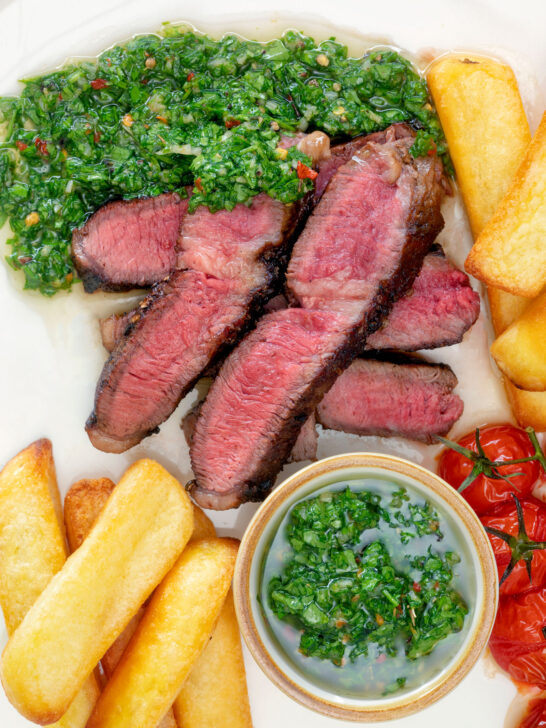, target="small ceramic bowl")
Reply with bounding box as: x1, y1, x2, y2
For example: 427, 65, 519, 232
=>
233, 452, 498, 722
